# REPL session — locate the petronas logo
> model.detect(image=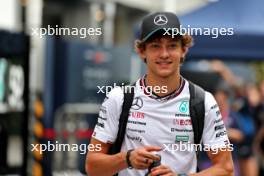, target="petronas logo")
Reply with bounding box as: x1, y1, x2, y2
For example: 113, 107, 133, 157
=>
179, 101, 188, 113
